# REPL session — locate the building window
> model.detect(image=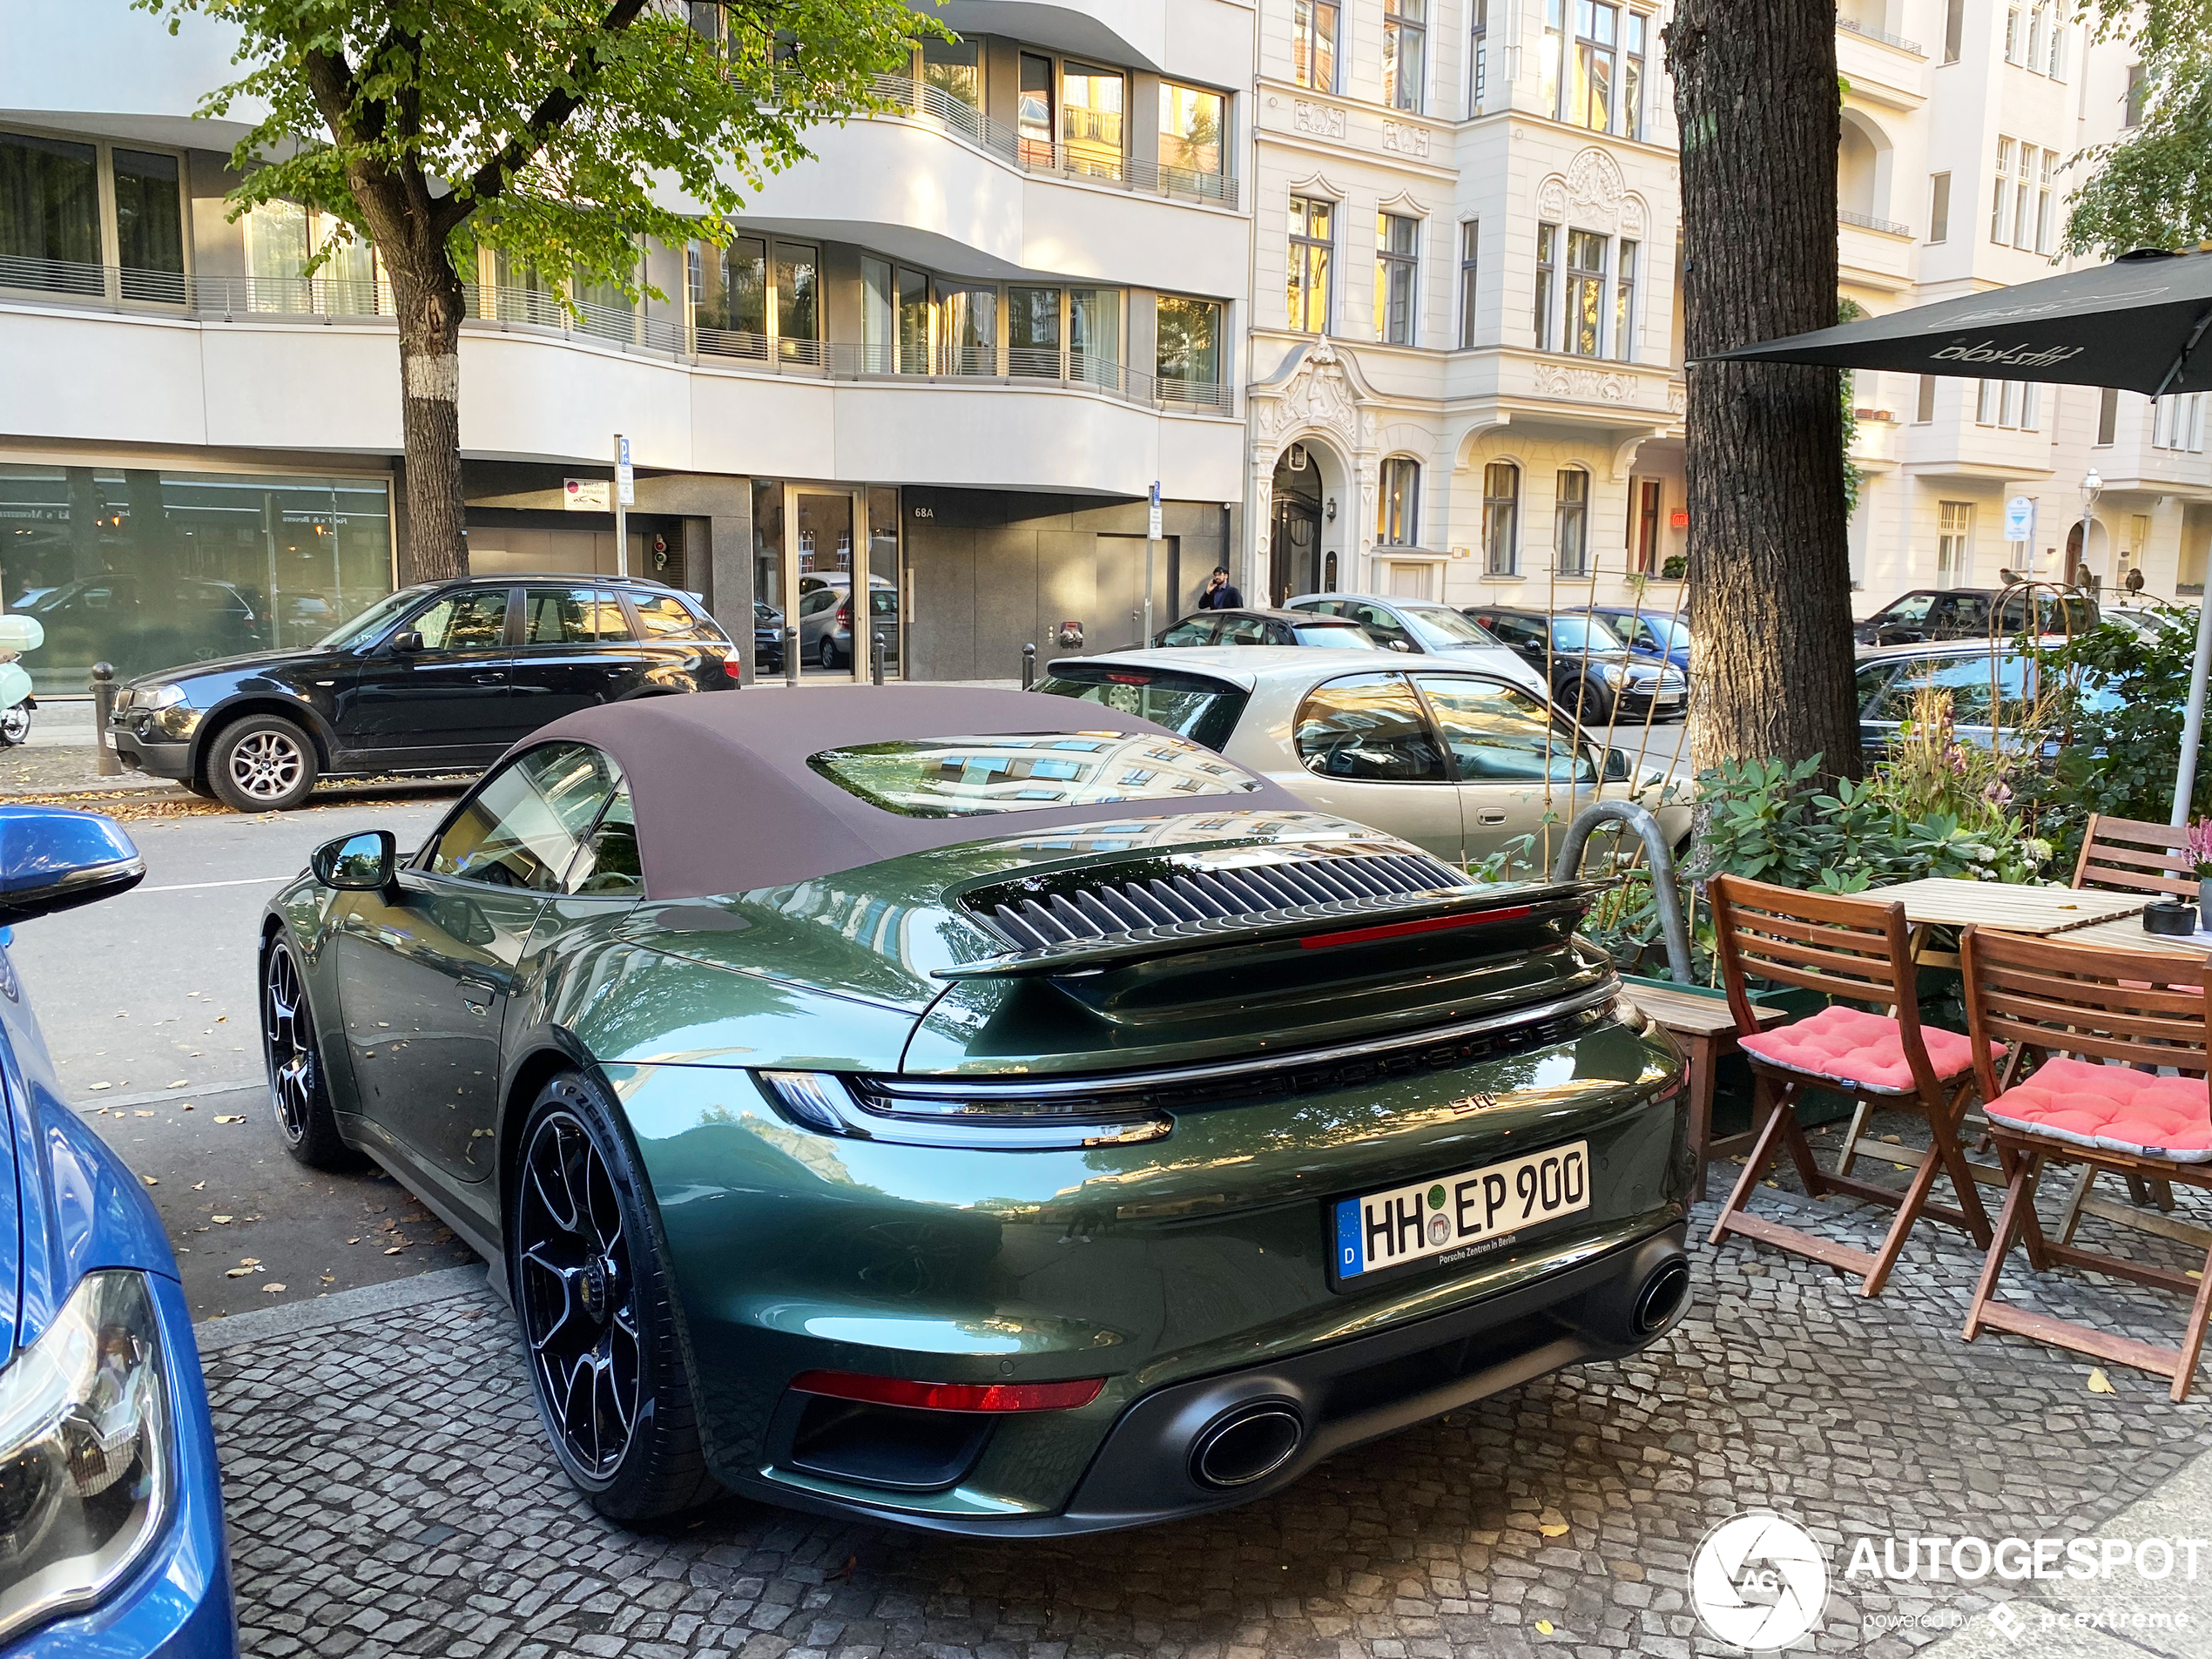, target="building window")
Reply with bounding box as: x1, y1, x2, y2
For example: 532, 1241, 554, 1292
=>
1379, 456, 1421, 545
691, 235, 769, 354
1155, 294, 1224, 403
1631, 477, 1662, 573
1071, 287, 1121, 386
1622, 10, 1648, 139
2027, 3, 2047, 73
1458, 219, 1480, 348
1534, 222, 1559, 350
2033, 148, 2055, 253
1288, 196, 1333, 334
1944, 0, 1964, 63
1018, 53, 1055, 162
1008, 284, 1061, 378
1567, 0, 1617, 131
2047, 14, 2067, 77
1976, 379, 2040, 429
2005, 4, 2022, 64
773, 241, 820, 362
940, 283, 996, 375
1483, 462, 1521, 575
1613, 239, 1638, 362
1376, 212, 1418, 345
1470, 0, 1489, 114
1159, 83, 1226, 196
1061, 62, 1125, 180
1293, 0, 1339, 91
1991, 138, 2014, 244
1541, 0, 1565, 118
2154, 393, 2208, 453
1554, 469, 1590, 576
1384, 0, 1427, 111
2124, 64, 2148, 127
2097, 386, 2120, 445
1928, 172, 1952, 244
0, 130, 185, 302
1938, 502, 1973, 587
1915, 374, 1937, 423
1565, 229, 1607, 356
915, 37, 985, 141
